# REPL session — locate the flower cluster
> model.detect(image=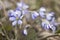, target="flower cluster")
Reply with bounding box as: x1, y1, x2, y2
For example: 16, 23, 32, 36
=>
8, 1, 29, 26
8, 1, 30, 36
8, 1, 59, 35
40, 7, 57, 33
